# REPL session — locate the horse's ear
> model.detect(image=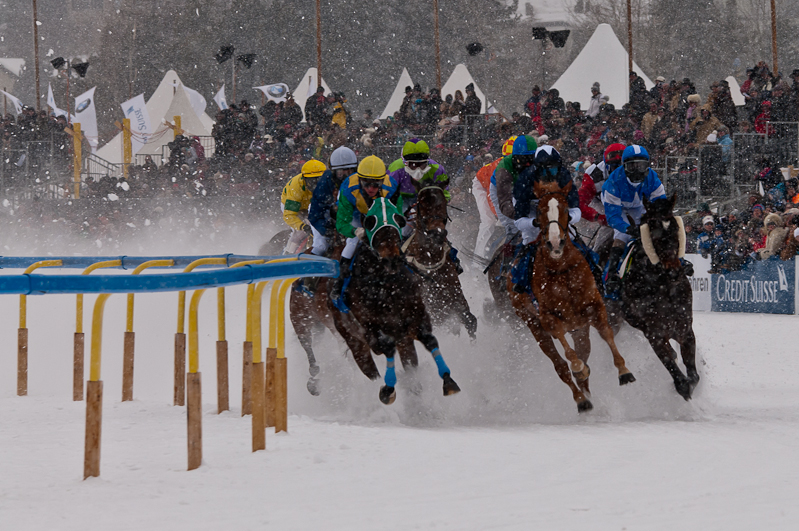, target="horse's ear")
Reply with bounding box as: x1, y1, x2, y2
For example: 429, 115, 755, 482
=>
563, 180, 573, 194
393, 213, 406, 228
669, 193, 677, 211
363, 215, 377, 232
533, 179, 543, 196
